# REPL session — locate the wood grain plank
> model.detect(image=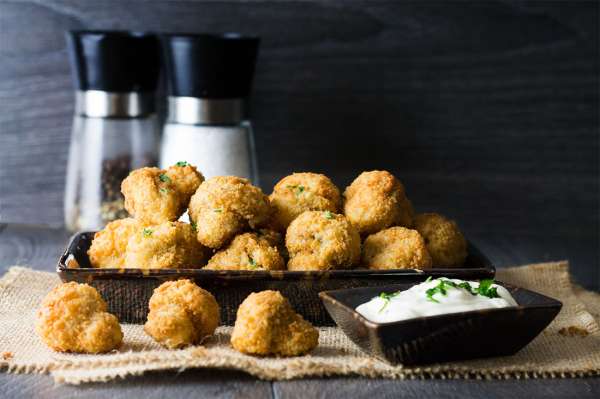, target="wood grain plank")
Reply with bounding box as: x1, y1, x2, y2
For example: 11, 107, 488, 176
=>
0, 224, 70, 274
273, 378, 600, 399
0, 369, 272, 399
